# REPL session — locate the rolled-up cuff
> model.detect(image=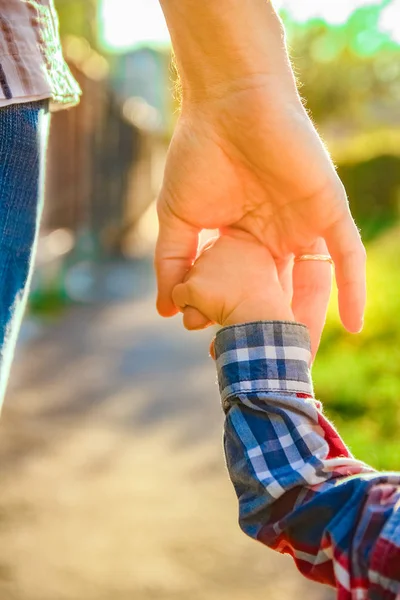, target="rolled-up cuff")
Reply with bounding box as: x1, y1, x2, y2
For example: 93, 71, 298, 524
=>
214, 321, 313, 404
